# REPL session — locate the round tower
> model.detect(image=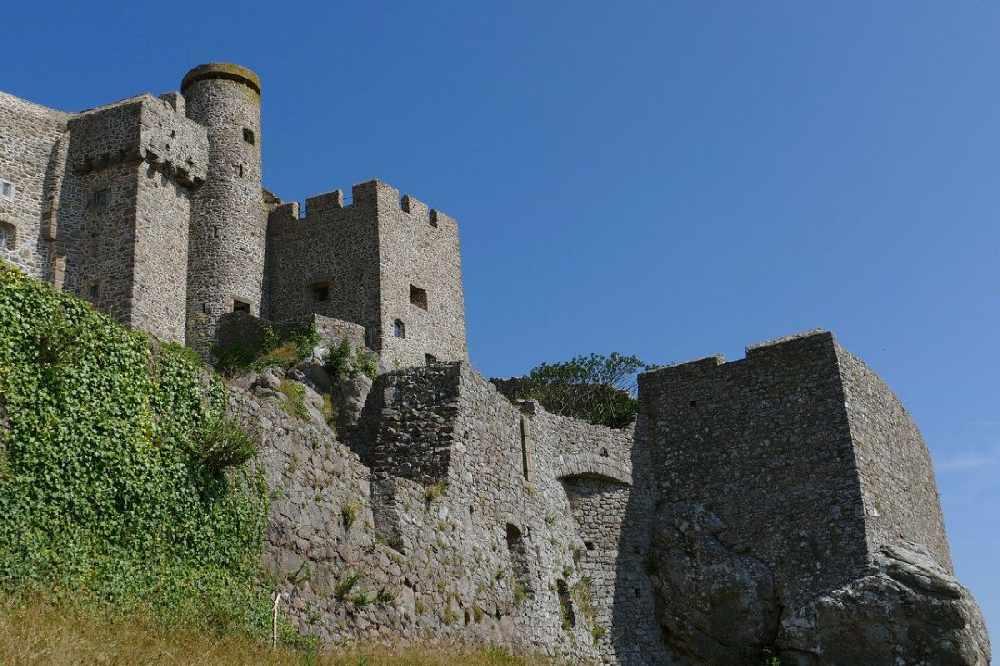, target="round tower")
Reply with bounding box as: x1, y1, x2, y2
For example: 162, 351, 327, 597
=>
181, 63, 266, 356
